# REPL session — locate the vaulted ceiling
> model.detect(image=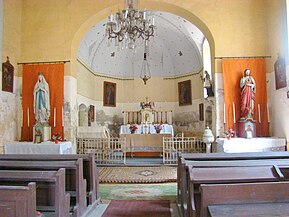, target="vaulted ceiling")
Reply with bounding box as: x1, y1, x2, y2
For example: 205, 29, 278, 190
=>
77, 11, 205, 78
